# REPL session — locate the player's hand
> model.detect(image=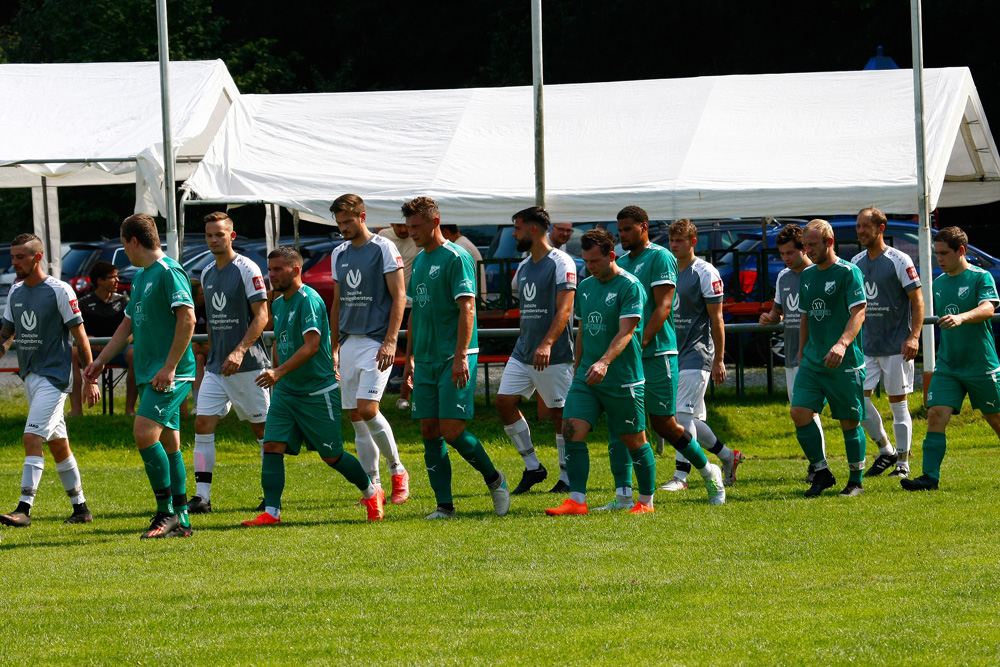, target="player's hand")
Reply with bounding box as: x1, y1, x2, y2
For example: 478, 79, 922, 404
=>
331, 346, 340, 370
83, 359, 105, 384
938, 313, 964, 330
759, 312, 776, 326
221, 349, 245, 376
151, 367, 176, 392
585, 360, 607, 385
452, 353, 470, 389
255, 368, 281, 389
901, 335, 920, 361
376, 341, 396, 372
84, 381, 101, 407
712, 359, 727, 385
533, 343, 552, 371
402, 356, 414, 389
824, 342, 846, 369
